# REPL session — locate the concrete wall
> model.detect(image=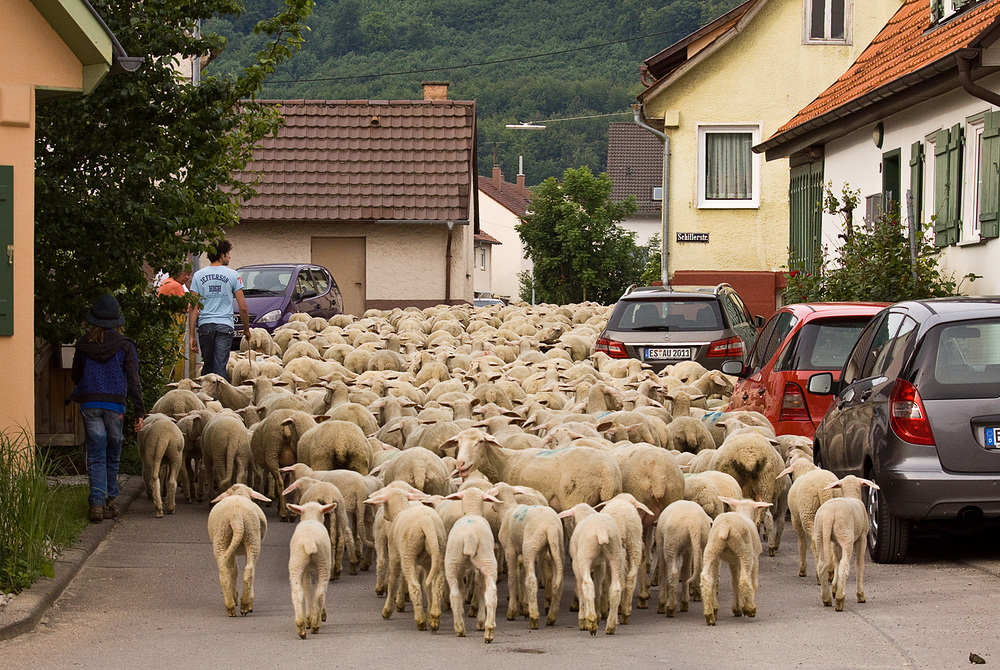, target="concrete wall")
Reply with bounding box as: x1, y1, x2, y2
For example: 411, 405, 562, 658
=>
225, 220, 475, 307
820, 72, 1000, 296
642, 0, 901, 284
